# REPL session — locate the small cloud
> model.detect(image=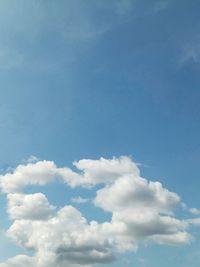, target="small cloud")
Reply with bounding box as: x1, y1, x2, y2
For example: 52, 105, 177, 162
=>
181, 203, 200, 215
23, 155, 39, 164
179, 42, 200, 65
189, 208, 200, 215
71, 196, 90, 204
